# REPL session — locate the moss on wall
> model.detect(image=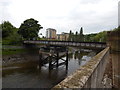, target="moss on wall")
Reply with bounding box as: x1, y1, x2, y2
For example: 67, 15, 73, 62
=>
107, 30, 120, 52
